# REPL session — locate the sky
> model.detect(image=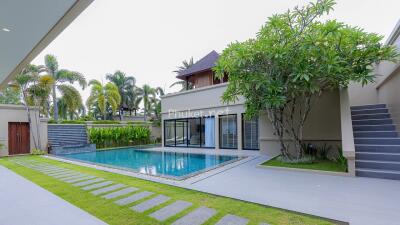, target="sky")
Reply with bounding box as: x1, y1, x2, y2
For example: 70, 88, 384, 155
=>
32, 0, 400, 104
